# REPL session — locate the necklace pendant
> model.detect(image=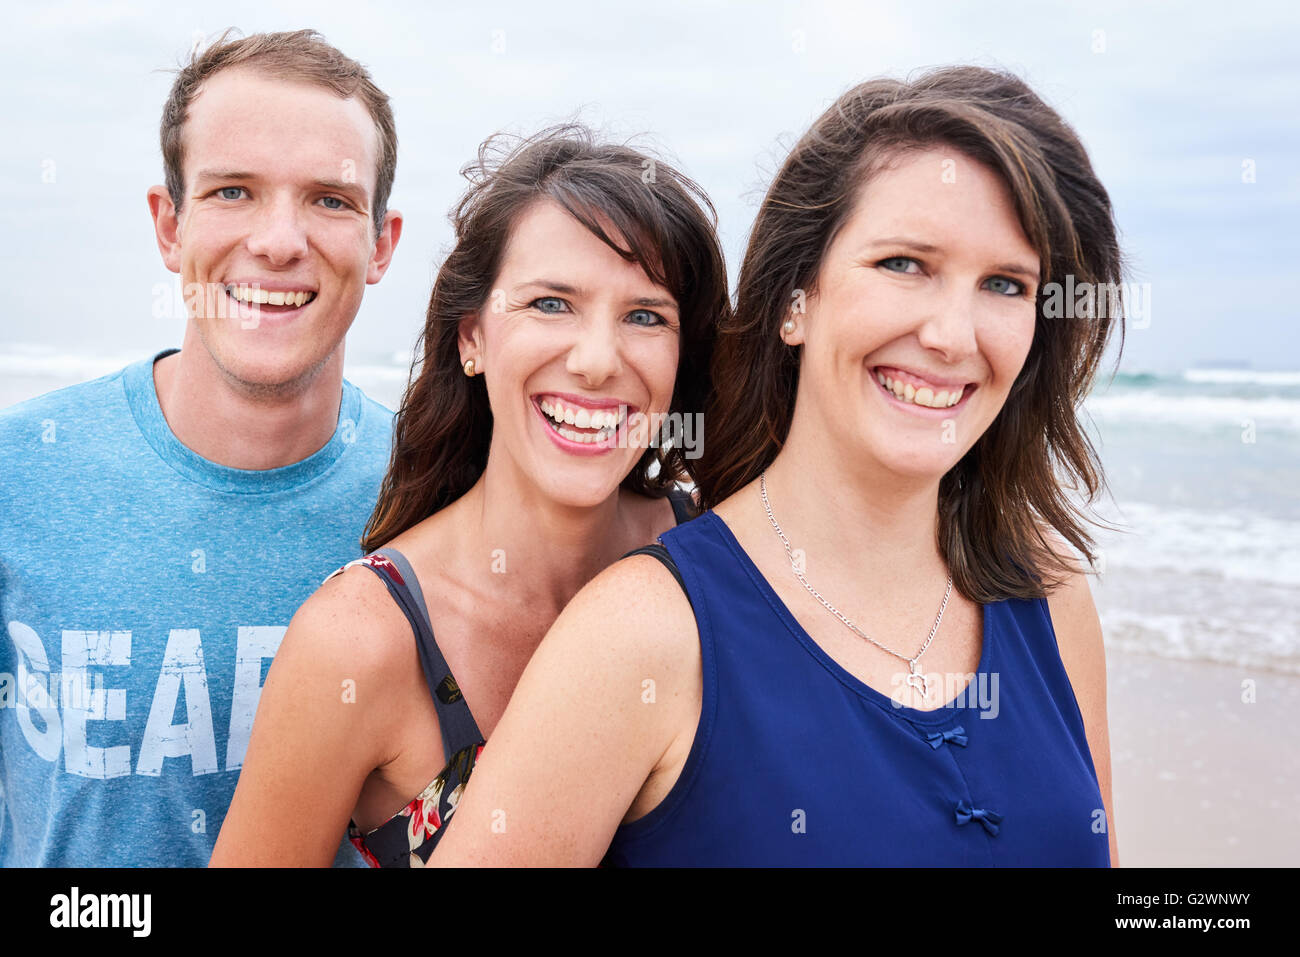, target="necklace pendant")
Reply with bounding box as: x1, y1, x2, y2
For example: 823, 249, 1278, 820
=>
906, 660, 929, 698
